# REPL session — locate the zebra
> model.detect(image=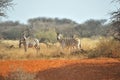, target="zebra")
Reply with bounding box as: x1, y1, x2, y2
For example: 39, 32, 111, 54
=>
57, 33, 81, 51
19, 32, 40, 53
